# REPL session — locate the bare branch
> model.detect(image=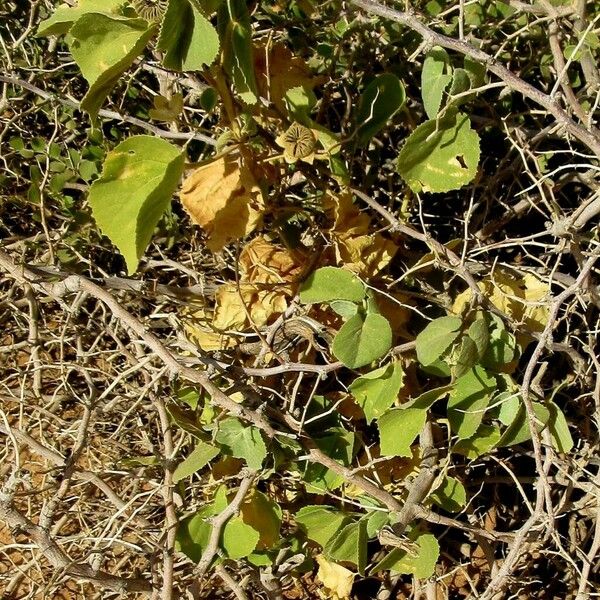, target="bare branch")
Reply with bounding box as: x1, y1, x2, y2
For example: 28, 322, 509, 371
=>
349, 0, 600, 158
194, 472, 257, 579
